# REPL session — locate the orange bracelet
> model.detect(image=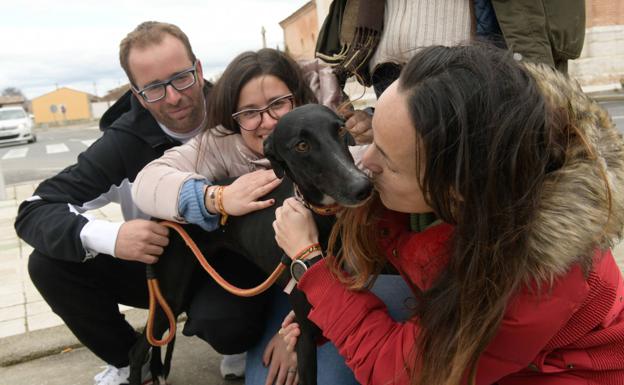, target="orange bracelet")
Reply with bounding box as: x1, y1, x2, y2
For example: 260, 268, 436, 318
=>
216, 186, 229, 225
292, 242, 322, 261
